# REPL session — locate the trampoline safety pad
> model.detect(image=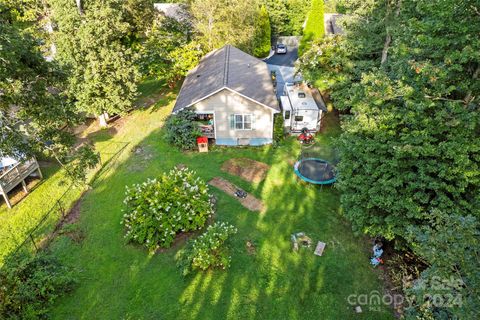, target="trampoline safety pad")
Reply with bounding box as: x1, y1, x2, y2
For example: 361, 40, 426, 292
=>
294, 158, 337, 185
